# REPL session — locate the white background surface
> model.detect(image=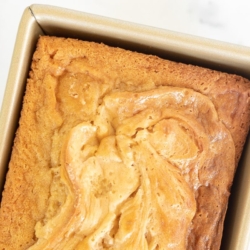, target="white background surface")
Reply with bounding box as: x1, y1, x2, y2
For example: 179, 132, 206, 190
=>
0, 1, 250, 249
1, 0, 250, 111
